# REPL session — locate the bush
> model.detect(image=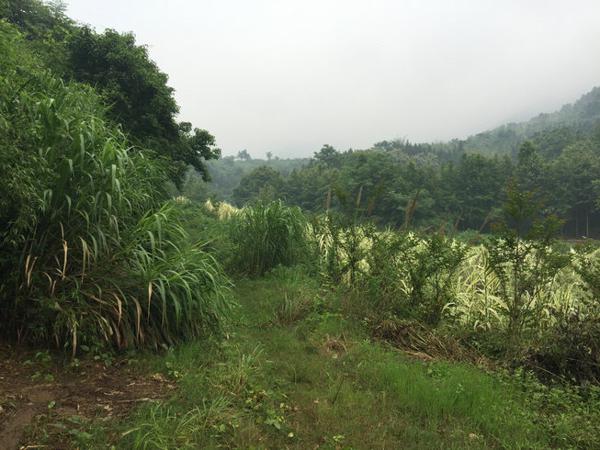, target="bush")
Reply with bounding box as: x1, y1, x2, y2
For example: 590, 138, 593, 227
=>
483, 187, 569, 351
364, 231, 466, 325
314, 214, 466, 325
228, 200, 311, 276
0, 23, 231, 352
528, 248, 600, 381
530, 316, 600, 382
